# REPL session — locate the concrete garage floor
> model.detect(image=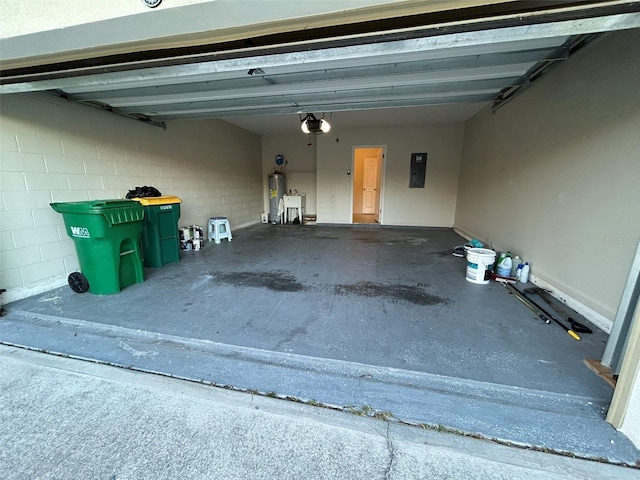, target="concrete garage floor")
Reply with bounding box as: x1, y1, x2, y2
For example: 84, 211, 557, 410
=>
2, 225, 639, 465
